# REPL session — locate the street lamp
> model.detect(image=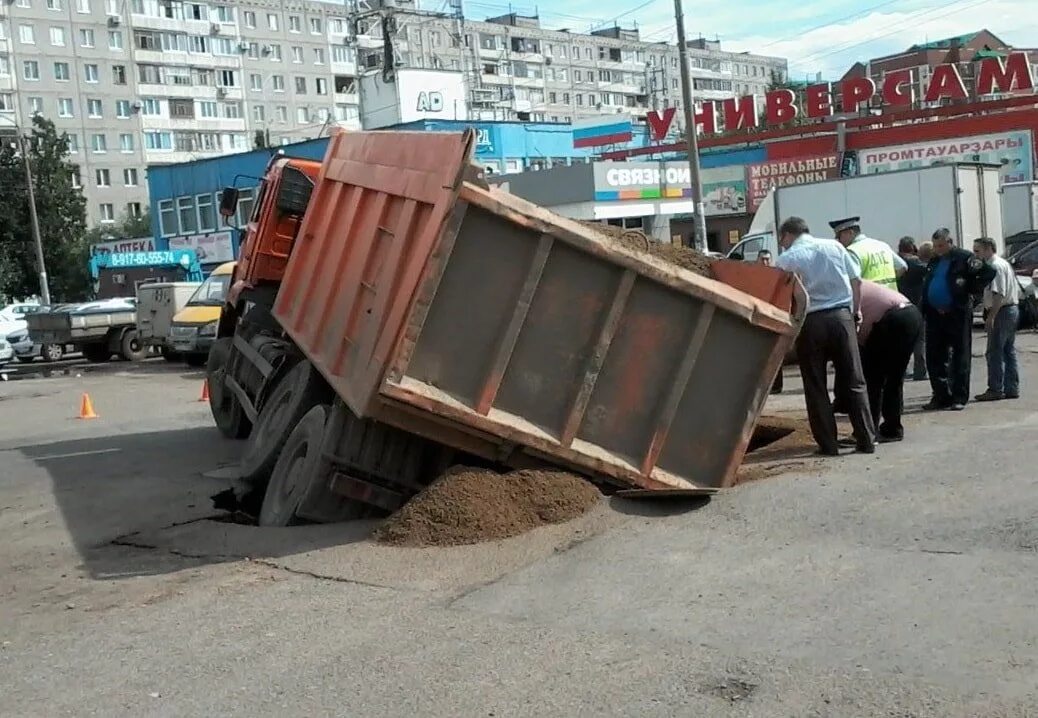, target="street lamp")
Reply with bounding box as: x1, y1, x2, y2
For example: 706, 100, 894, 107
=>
0, 118, 51, 304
